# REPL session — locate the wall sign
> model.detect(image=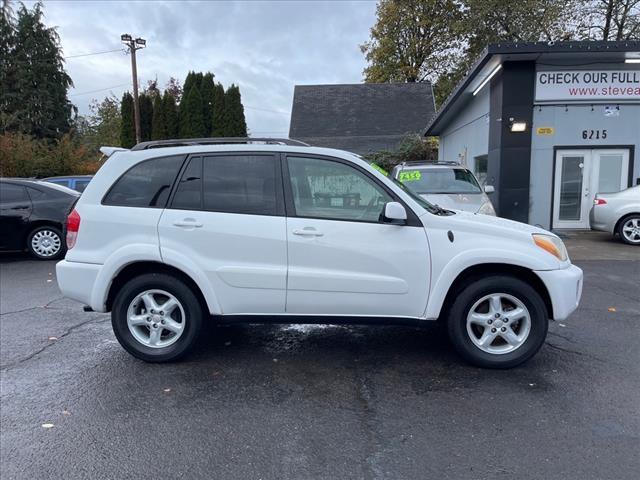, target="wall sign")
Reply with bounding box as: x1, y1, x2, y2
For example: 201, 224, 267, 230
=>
535, 70, 640, 102
536, 127, 555, 136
